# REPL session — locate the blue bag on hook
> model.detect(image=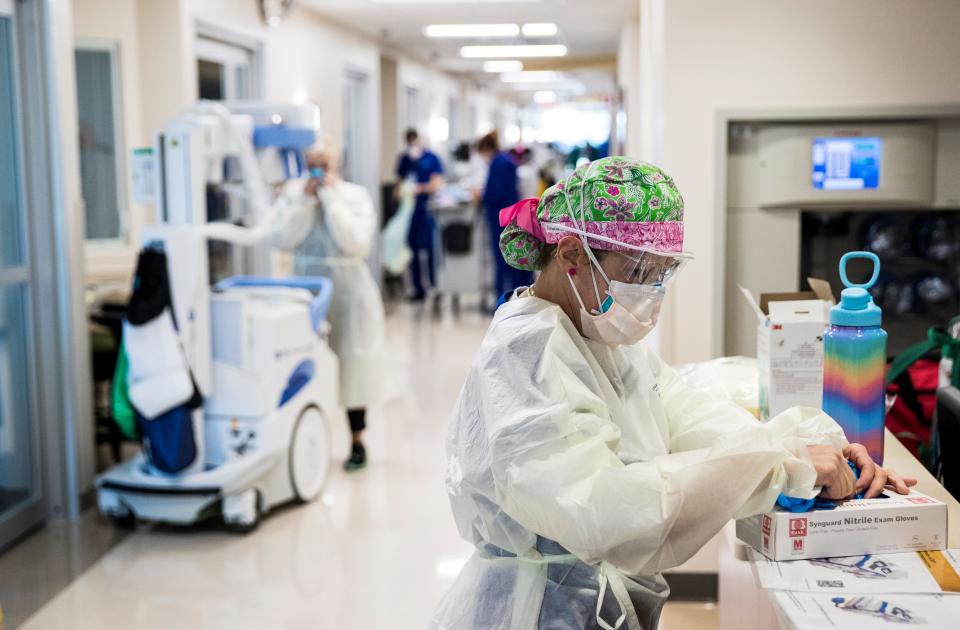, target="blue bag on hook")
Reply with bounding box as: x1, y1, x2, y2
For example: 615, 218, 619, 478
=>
138, 406, 197, 474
